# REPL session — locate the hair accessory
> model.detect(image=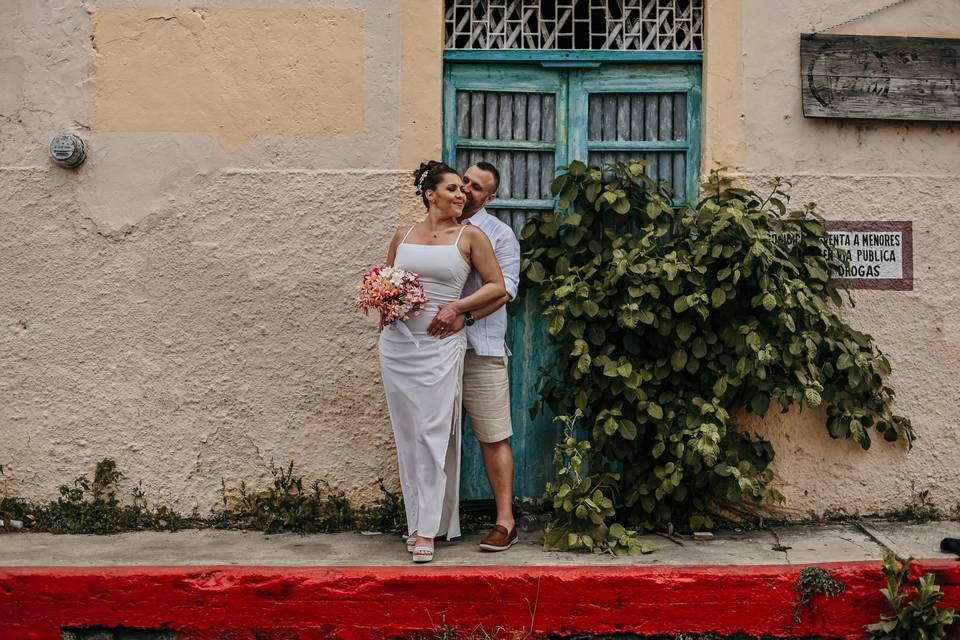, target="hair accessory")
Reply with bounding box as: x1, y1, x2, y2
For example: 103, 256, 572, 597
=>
417, 172, 427, 193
